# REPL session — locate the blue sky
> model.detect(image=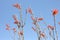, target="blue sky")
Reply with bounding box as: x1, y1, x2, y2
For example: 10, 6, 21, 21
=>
0, 0, 60, 40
